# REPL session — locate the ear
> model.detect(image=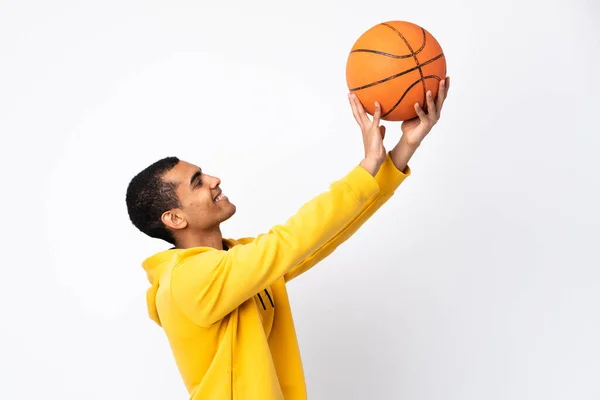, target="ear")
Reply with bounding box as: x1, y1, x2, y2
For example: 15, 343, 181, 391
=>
161, 209, 188, 231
